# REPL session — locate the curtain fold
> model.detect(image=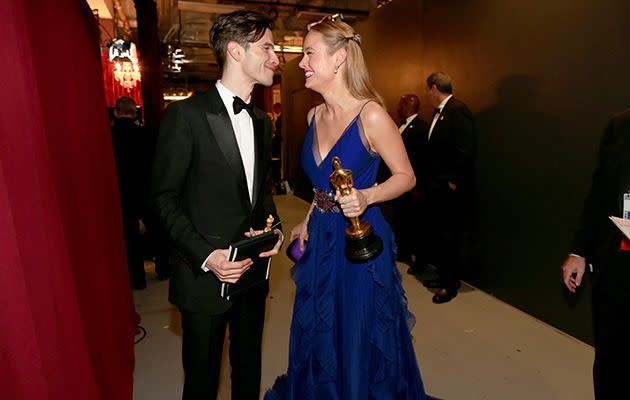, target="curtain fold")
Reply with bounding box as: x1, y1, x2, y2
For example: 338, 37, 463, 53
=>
0, 1, 136, 399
